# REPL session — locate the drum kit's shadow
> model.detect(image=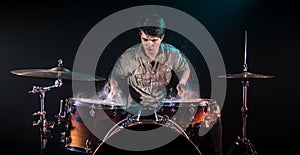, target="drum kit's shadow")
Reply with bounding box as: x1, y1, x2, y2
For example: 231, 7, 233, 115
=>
11, 31, 274, 155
